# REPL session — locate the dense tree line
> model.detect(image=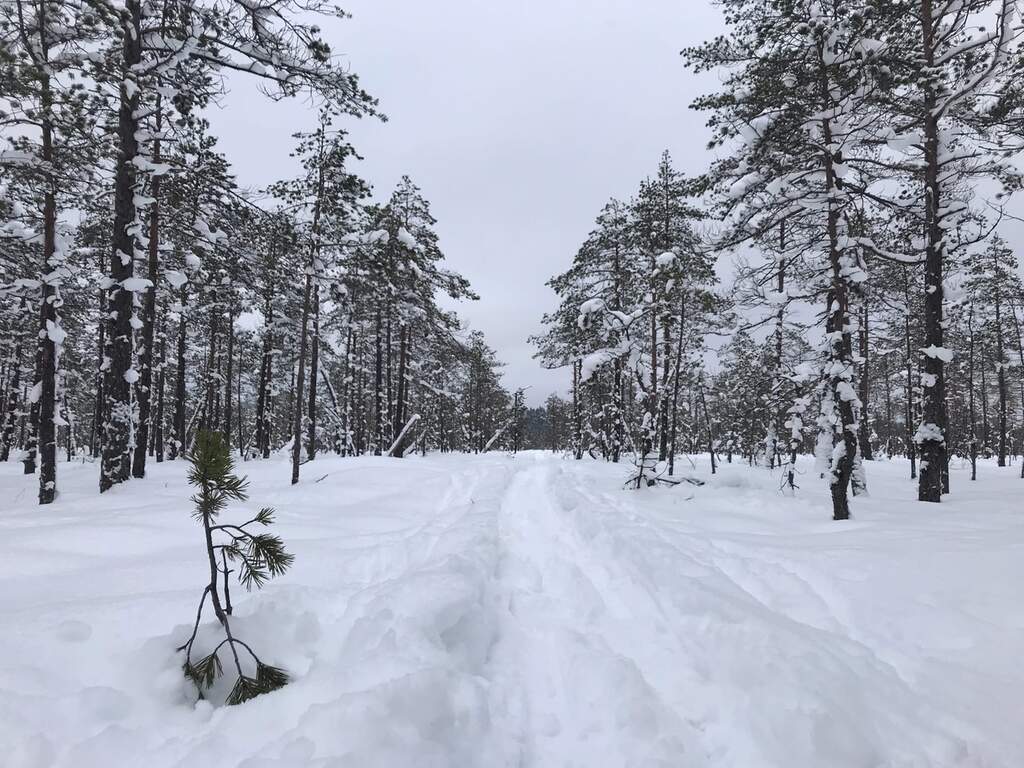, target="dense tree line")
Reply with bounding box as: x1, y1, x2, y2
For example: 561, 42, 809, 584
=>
0, 0, 518, 504
536, 0, 1024, 519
